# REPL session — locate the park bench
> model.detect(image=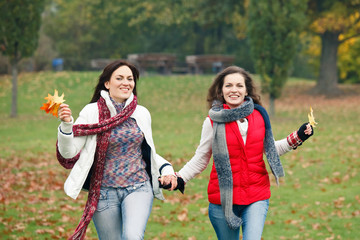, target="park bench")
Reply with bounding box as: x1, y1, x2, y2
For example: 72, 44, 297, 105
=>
90, 59, 117, 70
127, 53, 177, 74
186, 54, 235, 74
